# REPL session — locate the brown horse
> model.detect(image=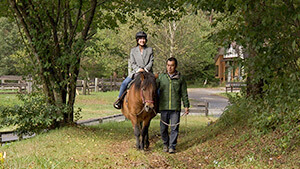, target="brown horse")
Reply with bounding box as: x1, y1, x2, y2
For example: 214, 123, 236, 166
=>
121, 72, 157, 150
